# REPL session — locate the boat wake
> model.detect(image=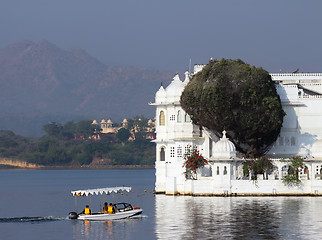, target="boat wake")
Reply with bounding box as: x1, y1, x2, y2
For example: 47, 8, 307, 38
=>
0, 216, 64, 223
